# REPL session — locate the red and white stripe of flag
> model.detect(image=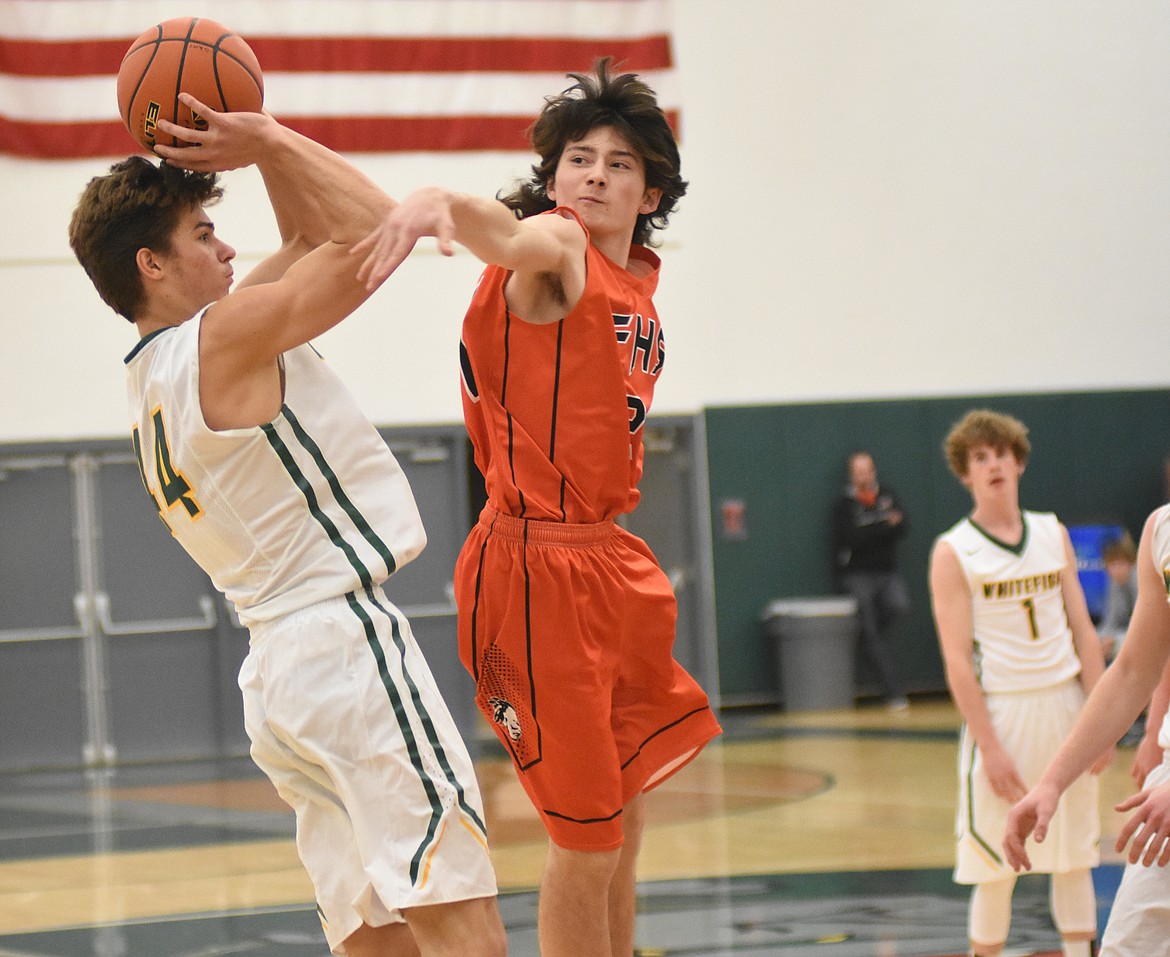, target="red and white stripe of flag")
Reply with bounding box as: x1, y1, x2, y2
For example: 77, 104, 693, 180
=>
0, 0, 680, 158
